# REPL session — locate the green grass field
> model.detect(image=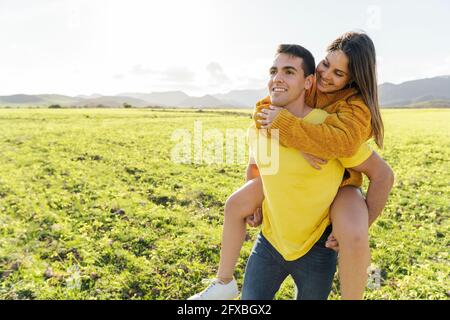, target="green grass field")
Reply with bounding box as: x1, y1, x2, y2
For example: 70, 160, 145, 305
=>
0, 108, 448, 300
